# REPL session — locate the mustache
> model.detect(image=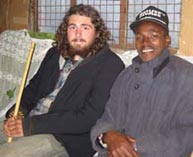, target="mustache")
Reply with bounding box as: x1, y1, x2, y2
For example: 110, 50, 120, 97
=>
71, 38, 86, 42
